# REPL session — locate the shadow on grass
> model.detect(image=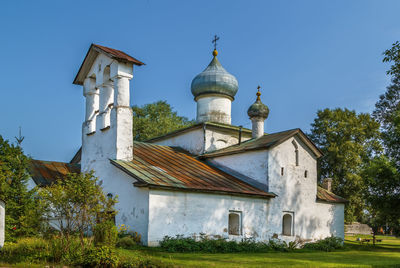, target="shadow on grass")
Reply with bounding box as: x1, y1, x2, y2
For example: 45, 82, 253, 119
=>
117, 236, 400, 267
